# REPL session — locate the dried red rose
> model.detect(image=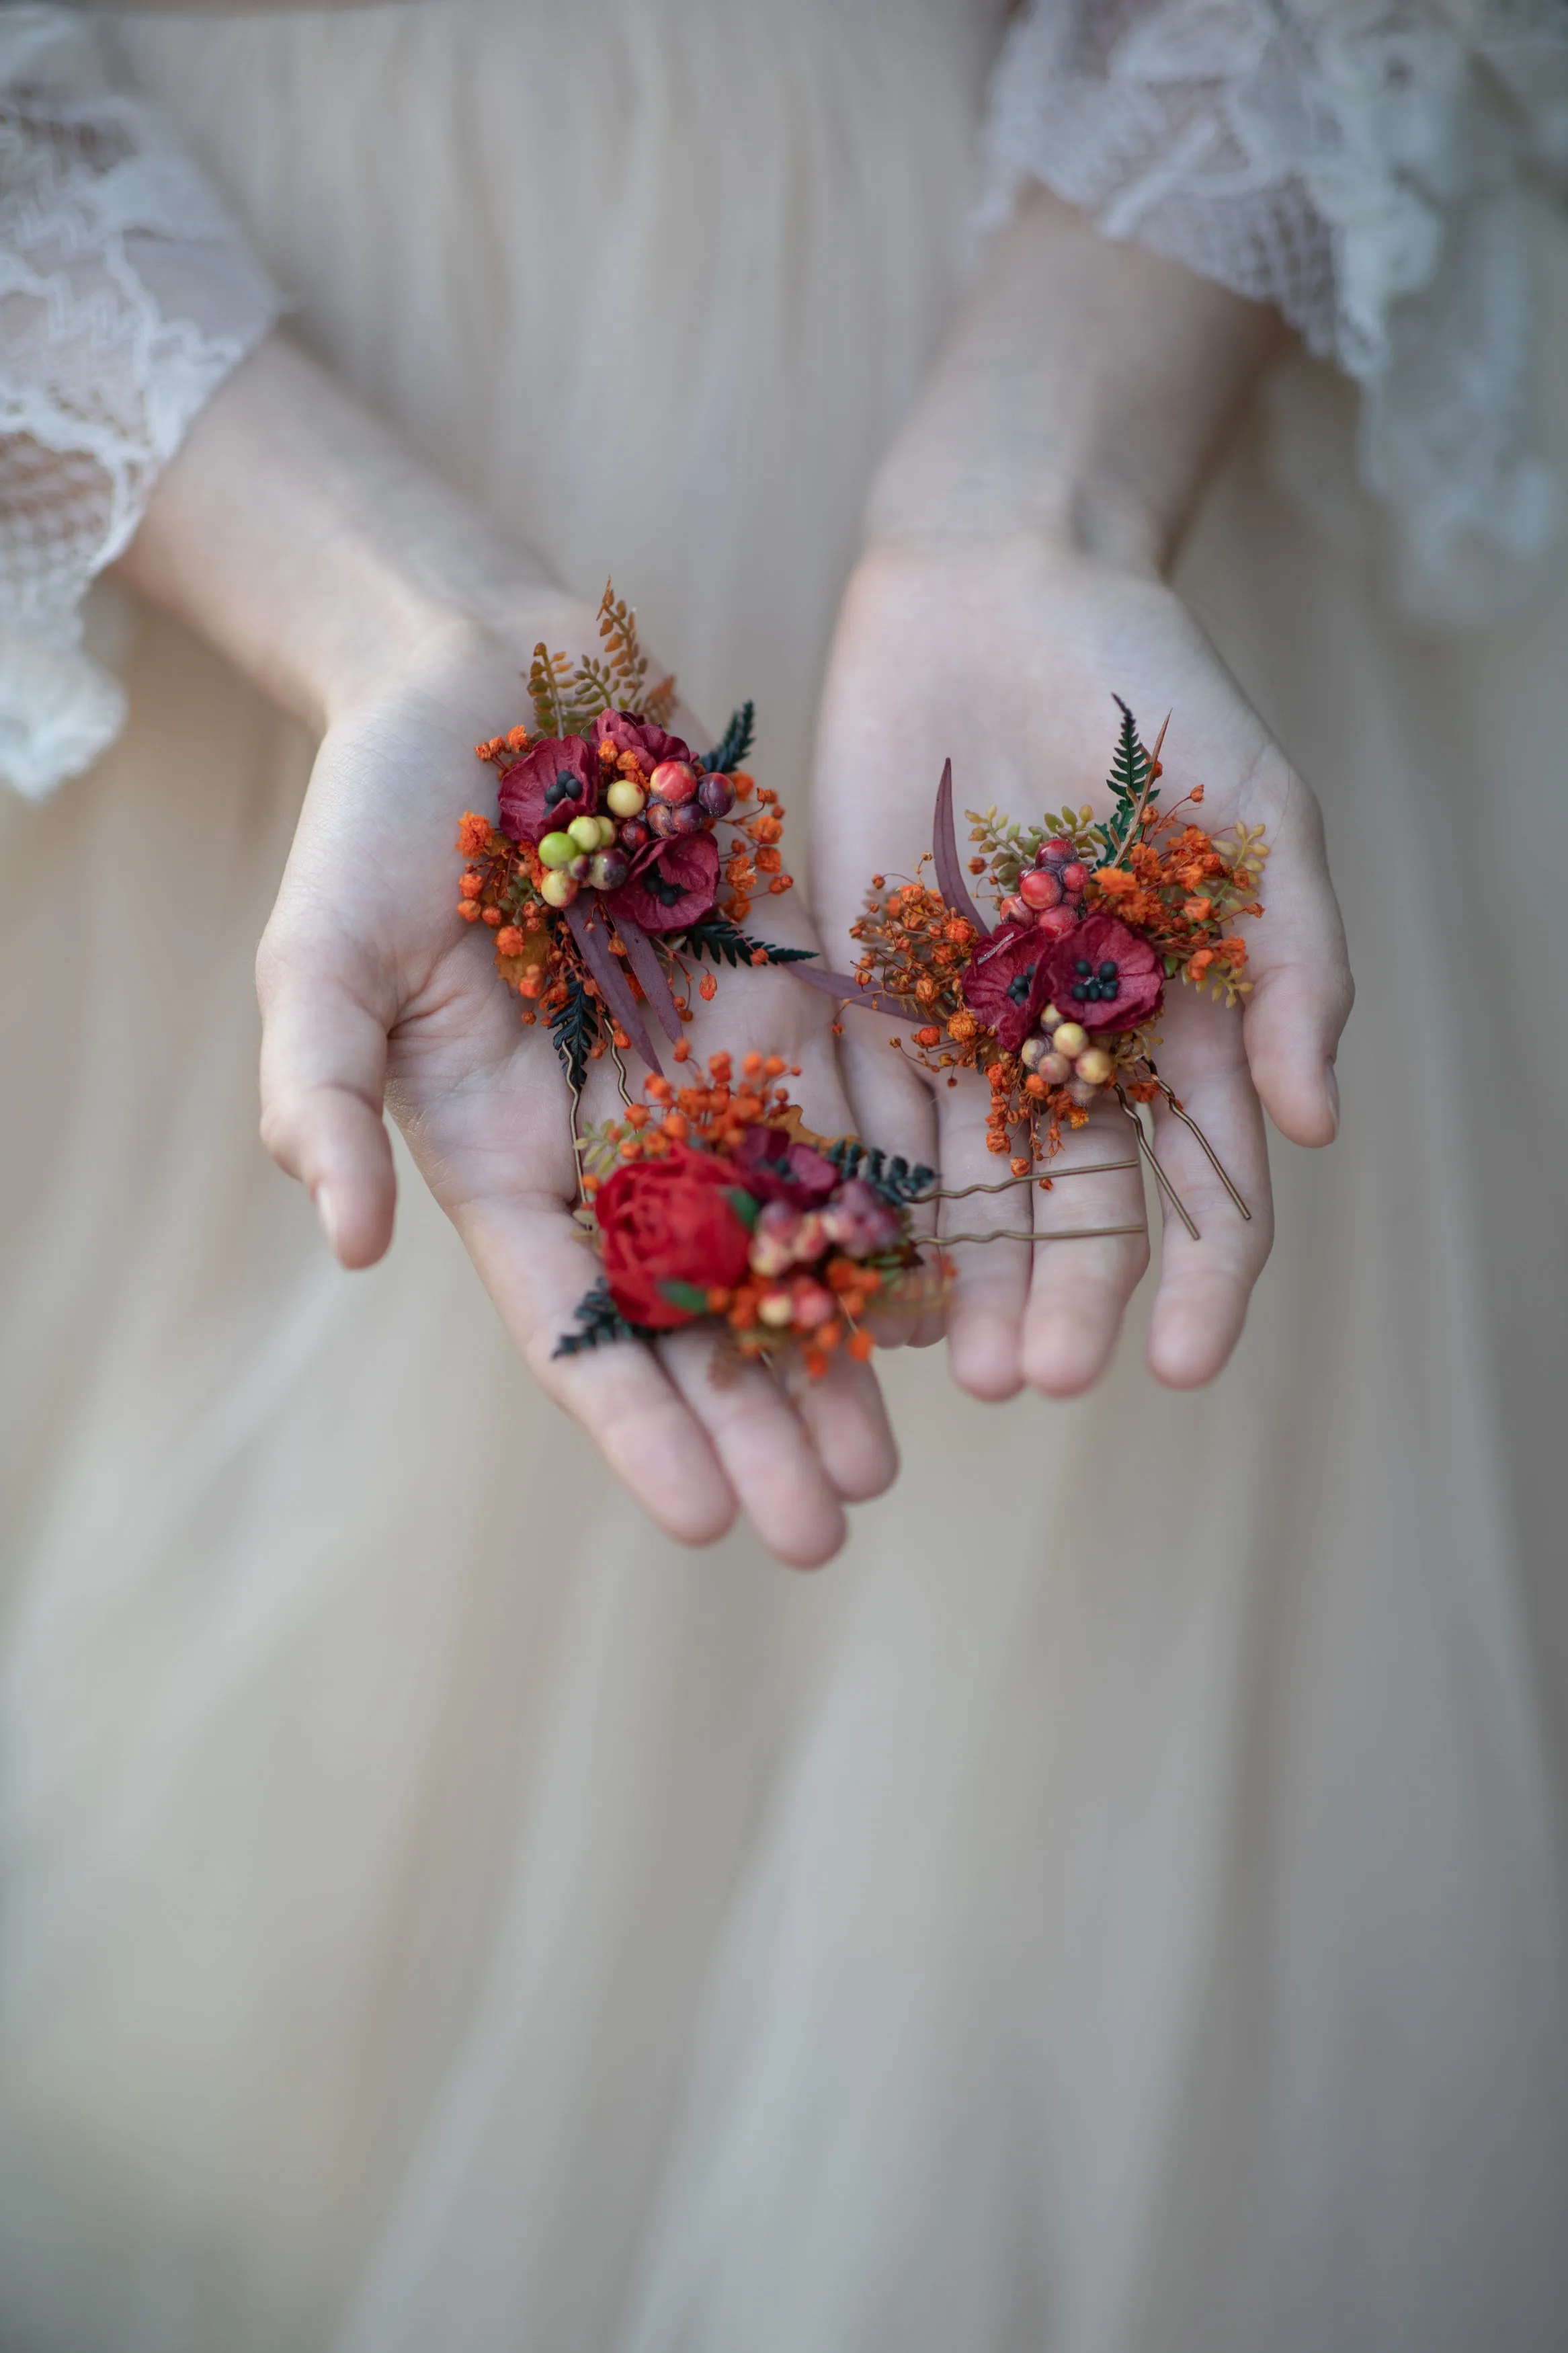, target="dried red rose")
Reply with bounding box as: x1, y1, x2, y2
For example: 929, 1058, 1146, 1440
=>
606, 831, 719, 934
497, 733, 597, 844
1037, 912, 1164, 1032
595, 1148, 755, 1329
958, 918, 1055, 1051
593, 710, 693, 774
